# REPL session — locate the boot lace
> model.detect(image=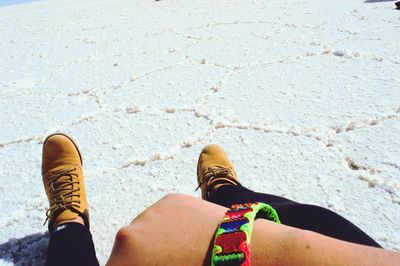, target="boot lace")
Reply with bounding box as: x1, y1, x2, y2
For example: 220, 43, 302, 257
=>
43, 167, 81, 225
195, 166, 237, 192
